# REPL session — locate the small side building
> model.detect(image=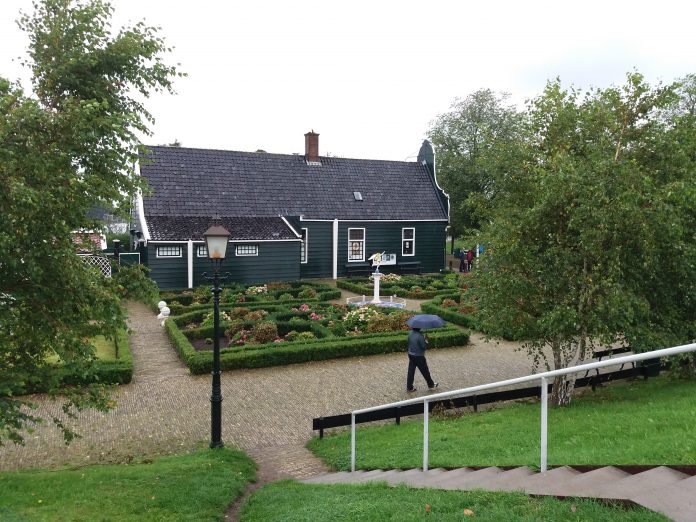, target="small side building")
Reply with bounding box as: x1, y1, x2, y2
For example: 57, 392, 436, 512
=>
134, 132, 449, 289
